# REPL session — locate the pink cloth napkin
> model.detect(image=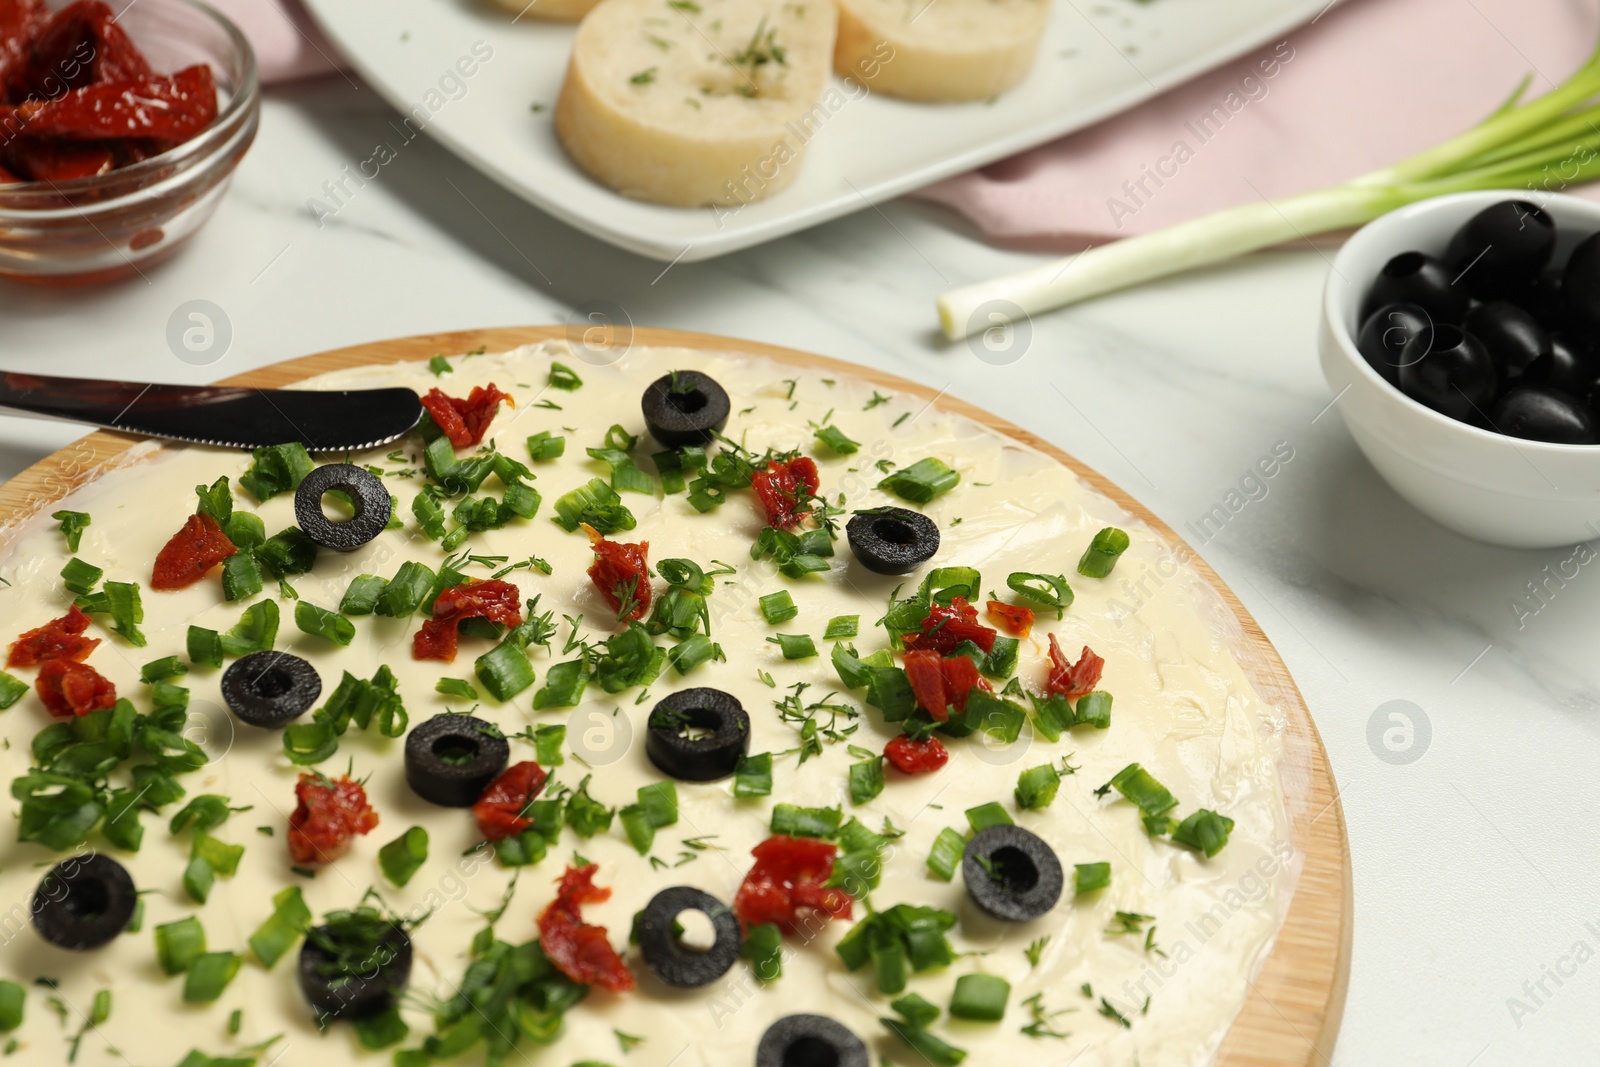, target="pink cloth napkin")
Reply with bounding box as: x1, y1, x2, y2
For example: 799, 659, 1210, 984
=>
211, 0, 341, 85
913, 0, 1600, 248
